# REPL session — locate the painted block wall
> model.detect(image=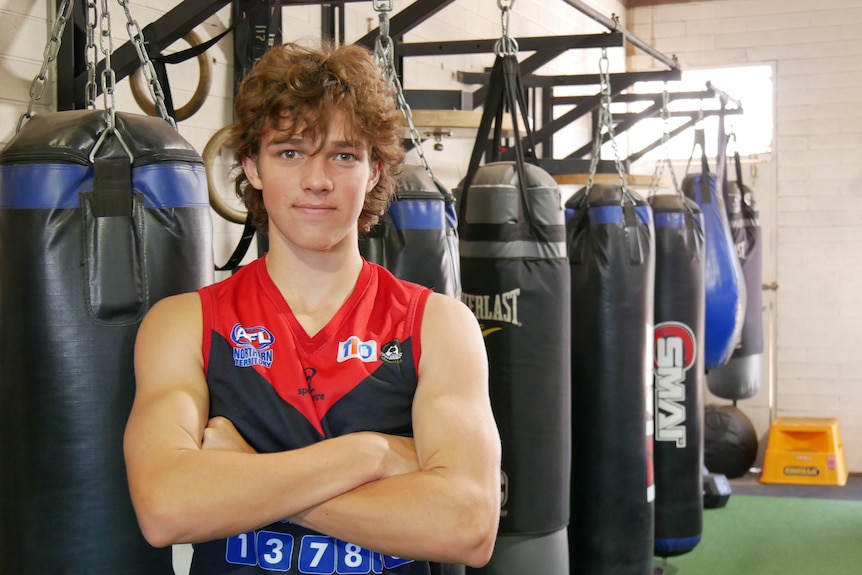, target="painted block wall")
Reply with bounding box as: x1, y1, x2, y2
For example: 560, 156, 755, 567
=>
628, 0, 862, 472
